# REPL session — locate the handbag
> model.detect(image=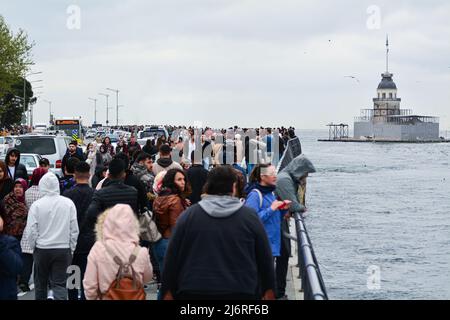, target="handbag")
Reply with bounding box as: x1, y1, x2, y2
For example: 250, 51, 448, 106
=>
138, 209, 162, 243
